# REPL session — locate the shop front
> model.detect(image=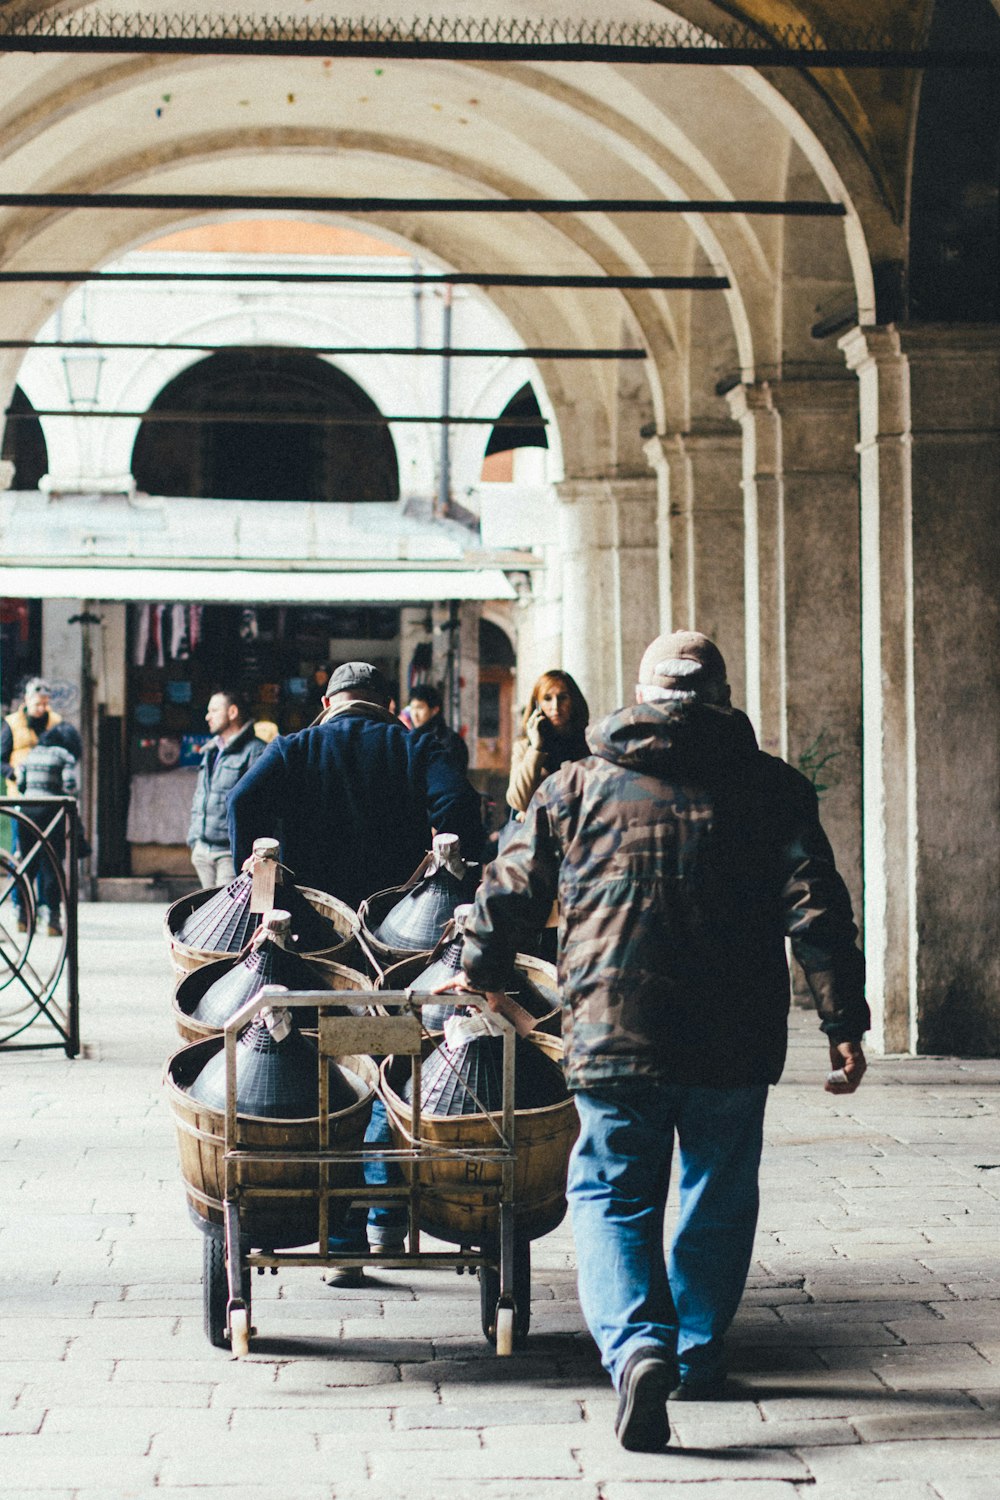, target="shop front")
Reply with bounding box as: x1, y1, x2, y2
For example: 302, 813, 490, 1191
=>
1, 560, 520, 888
